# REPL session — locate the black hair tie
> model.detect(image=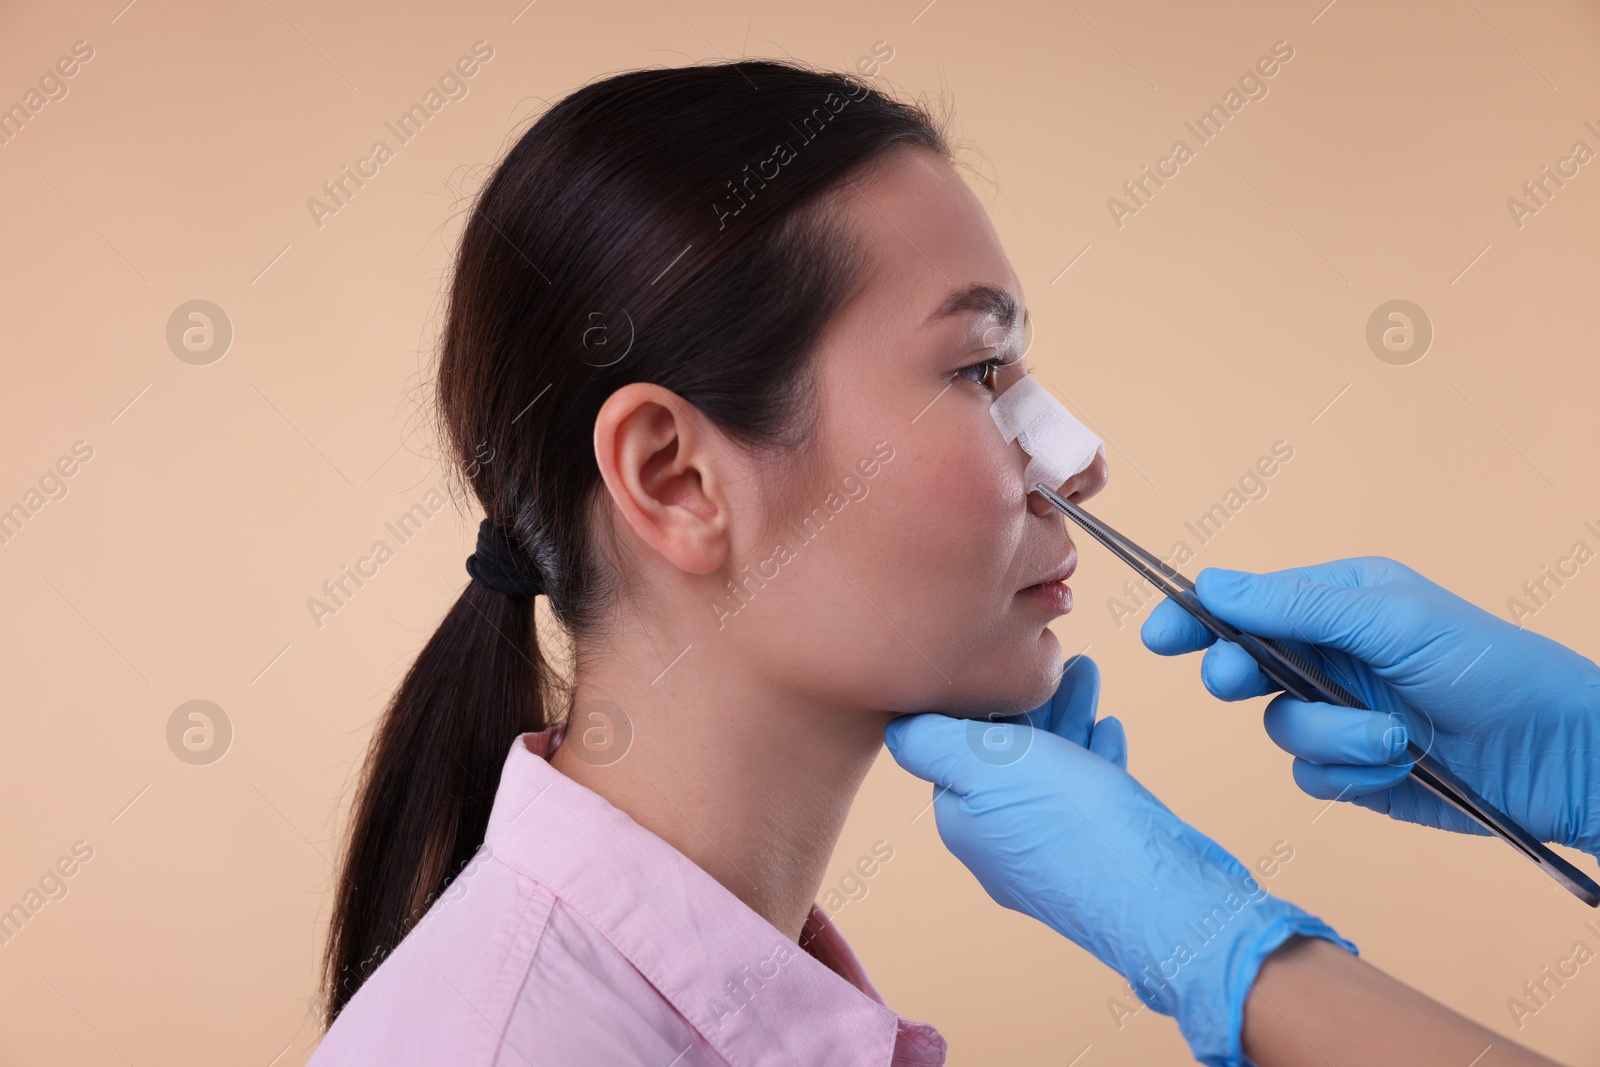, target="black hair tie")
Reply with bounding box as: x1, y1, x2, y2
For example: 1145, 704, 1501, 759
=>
465, 519, 545, 599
